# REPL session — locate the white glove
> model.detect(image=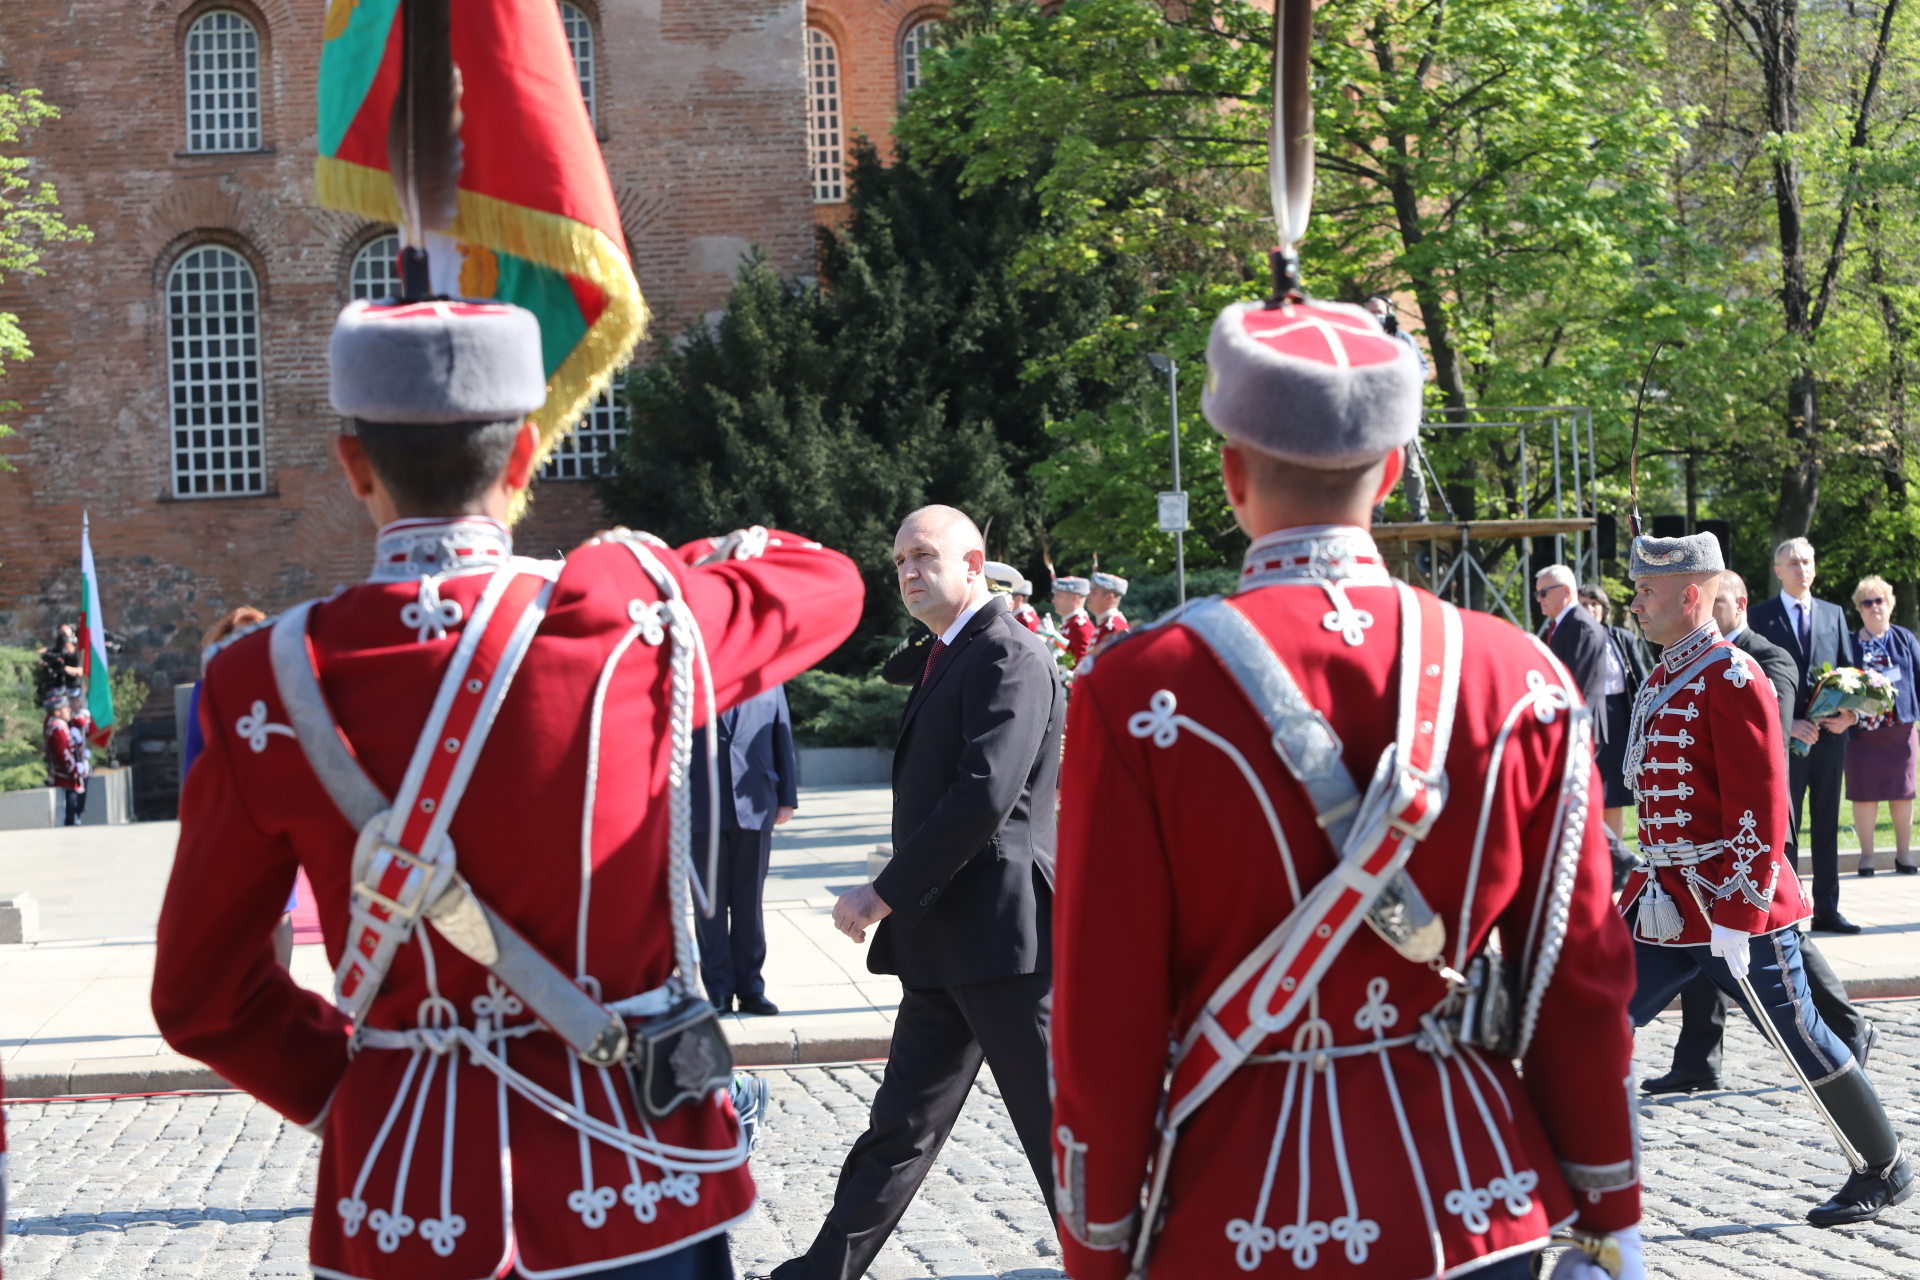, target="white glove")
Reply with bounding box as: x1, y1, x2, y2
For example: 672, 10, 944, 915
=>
1709, 923, 1752, 982
1549, 1226, 1644, 1280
